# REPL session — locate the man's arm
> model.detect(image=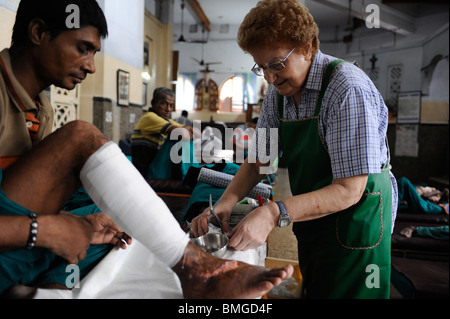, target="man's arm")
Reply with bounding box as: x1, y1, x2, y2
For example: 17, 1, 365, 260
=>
0, 213, 94, 264
0, 216, 30, 251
